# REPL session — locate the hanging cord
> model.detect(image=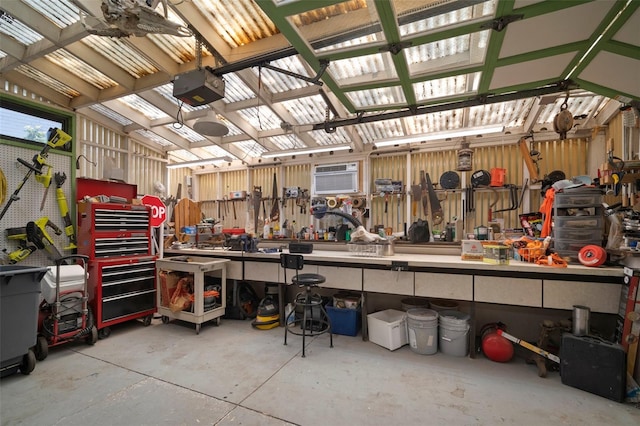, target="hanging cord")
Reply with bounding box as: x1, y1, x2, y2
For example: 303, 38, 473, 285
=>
560, 92, 570, 111
257, 65, 263, 131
